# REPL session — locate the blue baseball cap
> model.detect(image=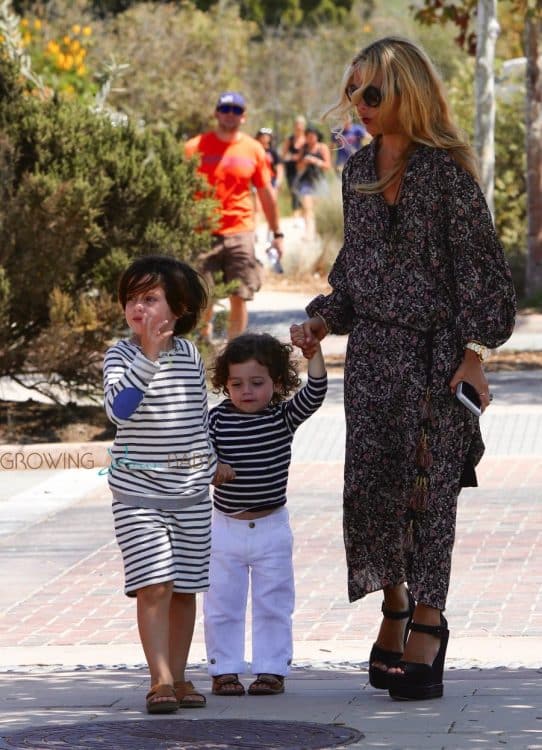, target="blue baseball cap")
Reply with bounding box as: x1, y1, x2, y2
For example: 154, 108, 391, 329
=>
216, 91, 246, 110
